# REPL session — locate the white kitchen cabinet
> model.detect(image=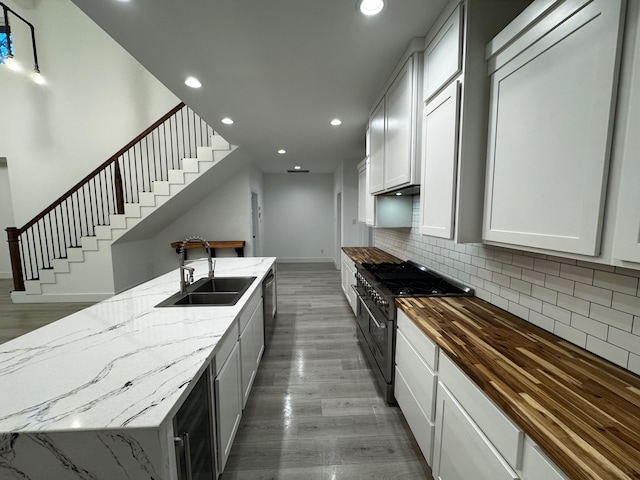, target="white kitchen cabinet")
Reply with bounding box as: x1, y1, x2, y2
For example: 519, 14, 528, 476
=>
340, 251, 358, 315
239, 293, 264, 408
367, 44, 422, 195
423, 4, 463, 102
384, 56, 418, 191
357, 158, 375, 225
433, 383, 520, 480
420, 81, 460, 239
369, 99, 386, 194
519, 436, 569, 480
483, 0, 625, 256
214, 340, 242, 473
395, 311, 439, 465
418, 0, 531, 243
612, 2, 640, 265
